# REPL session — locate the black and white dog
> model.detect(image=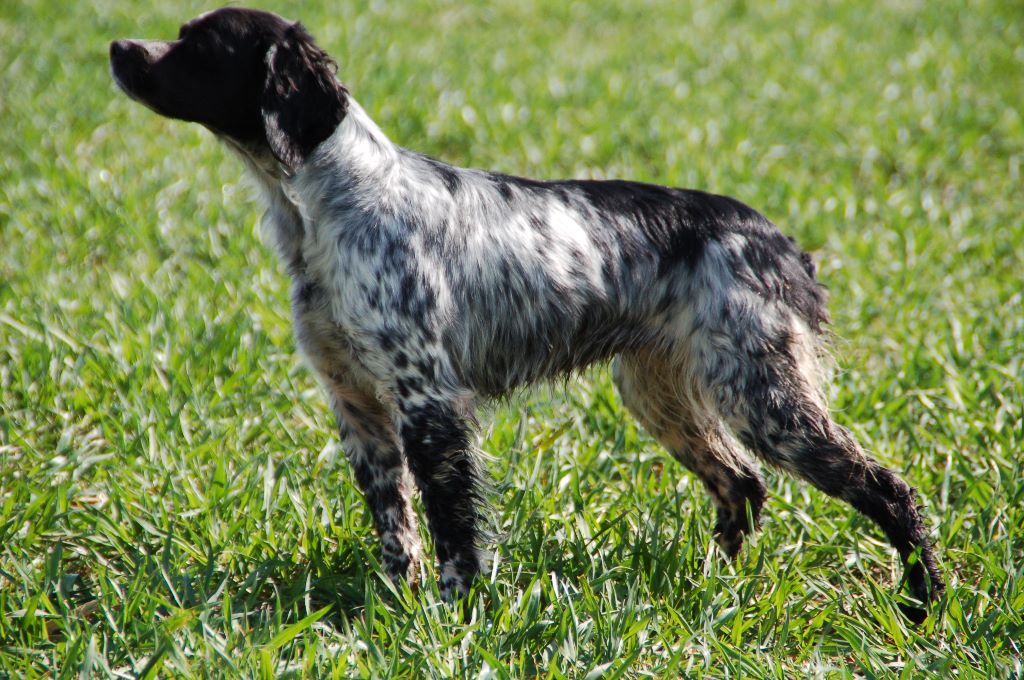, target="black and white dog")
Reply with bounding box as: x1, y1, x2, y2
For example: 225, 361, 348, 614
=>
110, 8, 943, 617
